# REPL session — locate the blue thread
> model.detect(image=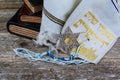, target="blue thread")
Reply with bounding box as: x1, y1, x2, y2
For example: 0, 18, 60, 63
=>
14, 48, 89, 65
